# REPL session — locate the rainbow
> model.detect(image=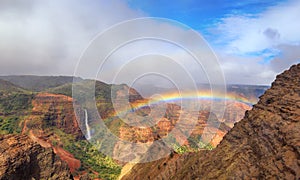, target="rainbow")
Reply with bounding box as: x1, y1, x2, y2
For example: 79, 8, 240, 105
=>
111, 90, 257, 118
153, 90, 257, 105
